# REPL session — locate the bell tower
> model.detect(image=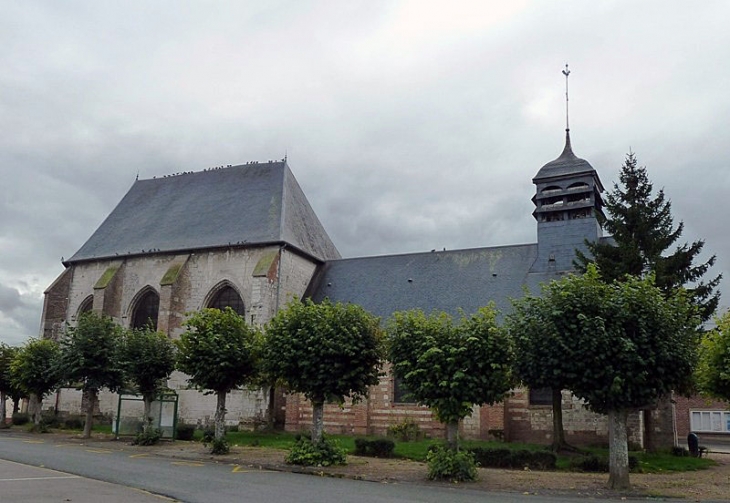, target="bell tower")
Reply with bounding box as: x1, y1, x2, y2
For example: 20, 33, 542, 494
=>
530, 65, 605, 273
